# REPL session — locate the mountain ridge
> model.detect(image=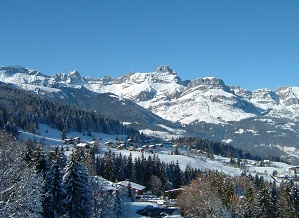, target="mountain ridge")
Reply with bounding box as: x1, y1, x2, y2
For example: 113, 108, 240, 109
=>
1, 65, 299, 124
